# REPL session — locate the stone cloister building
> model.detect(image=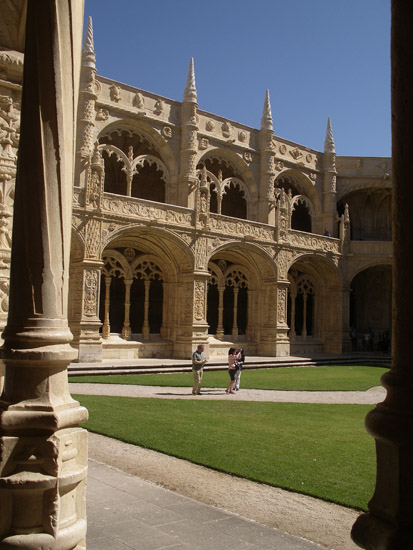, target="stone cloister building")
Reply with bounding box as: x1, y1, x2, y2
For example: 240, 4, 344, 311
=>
69, 17, 392, 362
0, 14, 392, 367
3, 2, 413, 550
